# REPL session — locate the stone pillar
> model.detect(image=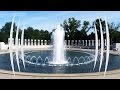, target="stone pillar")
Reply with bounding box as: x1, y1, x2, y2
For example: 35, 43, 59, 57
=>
82, 40, 84, 46
92, 40, 94, 46
98, 40, 100, 46
38, 40, 40, 46
44, 40, 47, 45
85, 40, 87, 46
68, 40, 70, 46
41, 40, 43, 45
78, 40, 81, 45
75, 40, 77, 45
34, 39, 36, 46
72, 40, 74, 45
89, 40, 91, 46
31, 39, 33, 46
28, 39, 30, 46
